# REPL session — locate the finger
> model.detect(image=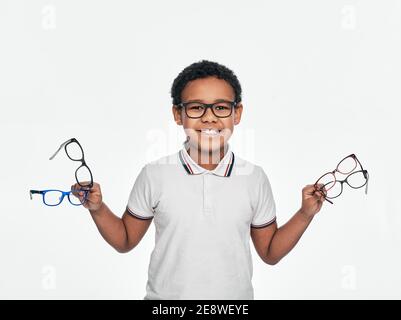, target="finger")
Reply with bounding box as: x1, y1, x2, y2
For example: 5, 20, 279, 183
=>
312, 188, 325, 201
80, 190, 88, 198
313, 188, 323, 197
313, 194, 321, 204
77, 191, 90, 204
317, 192, 326, 204
82, 195, 96, 208
317, 190, 326, 201
71, 183, 91, 198
313, 183, 325, 194
81, 183, 97, 193
71, 184, 80, 197
78, 181, 94, 191
303, 185, 316, 195
314, 184, 327, 196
